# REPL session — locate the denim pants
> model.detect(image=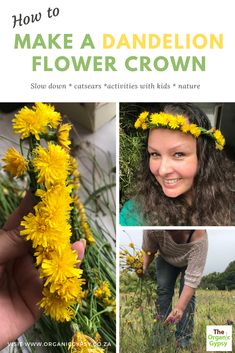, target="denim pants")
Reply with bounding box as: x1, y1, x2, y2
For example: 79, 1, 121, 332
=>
156, 256, 195, 342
